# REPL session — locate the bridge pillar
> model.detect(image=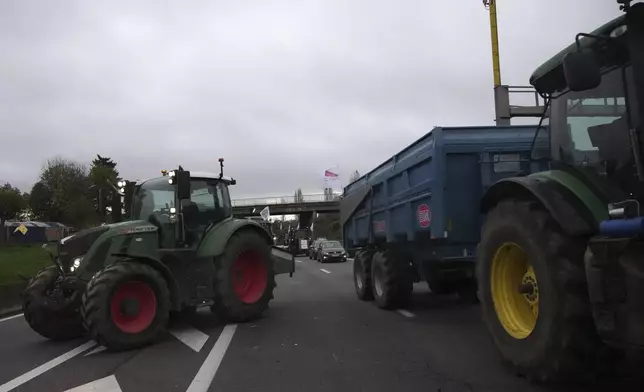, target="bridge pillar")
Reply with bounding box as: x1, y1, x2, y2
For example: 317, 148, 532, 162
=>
298, 211, 314, 229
